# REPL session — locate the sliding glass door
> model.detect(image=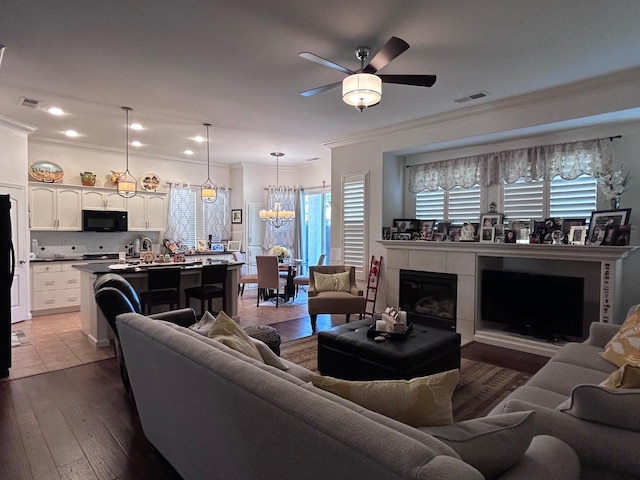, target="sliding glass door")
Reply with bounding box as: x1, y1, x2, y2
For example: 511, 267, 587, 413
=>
302, 191, 331, 272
